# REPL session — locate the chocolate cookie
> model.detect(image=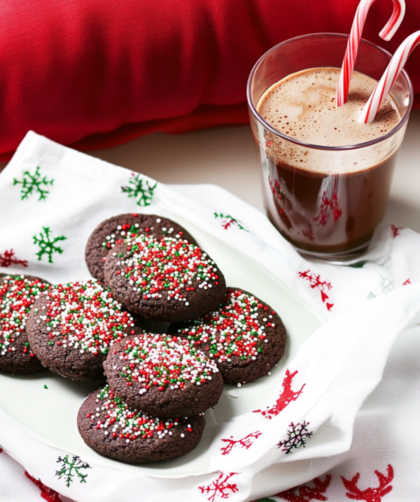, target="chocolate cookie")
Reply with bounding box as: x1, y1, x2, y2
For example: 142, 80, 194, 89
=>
0, 274, 49, 374
169, 288, 286, 385
85, 214, 197, 283
78, 385, 205, 464
26, 279, 142, 381
104, 334, 223, 418
104, 235, 226, 322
